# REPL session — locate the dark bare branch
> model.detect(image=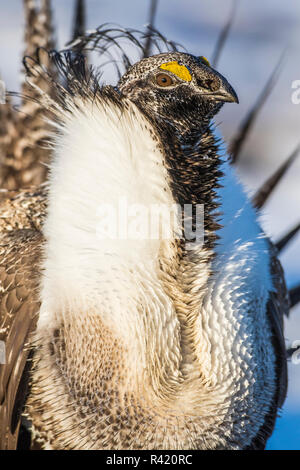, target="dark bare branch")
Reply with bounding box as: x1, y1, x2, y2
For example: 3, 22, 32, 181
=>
211, 0, 238, 68
230, 53, 285, 164
252, 144, 300, 209
276, 222, 300, 253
